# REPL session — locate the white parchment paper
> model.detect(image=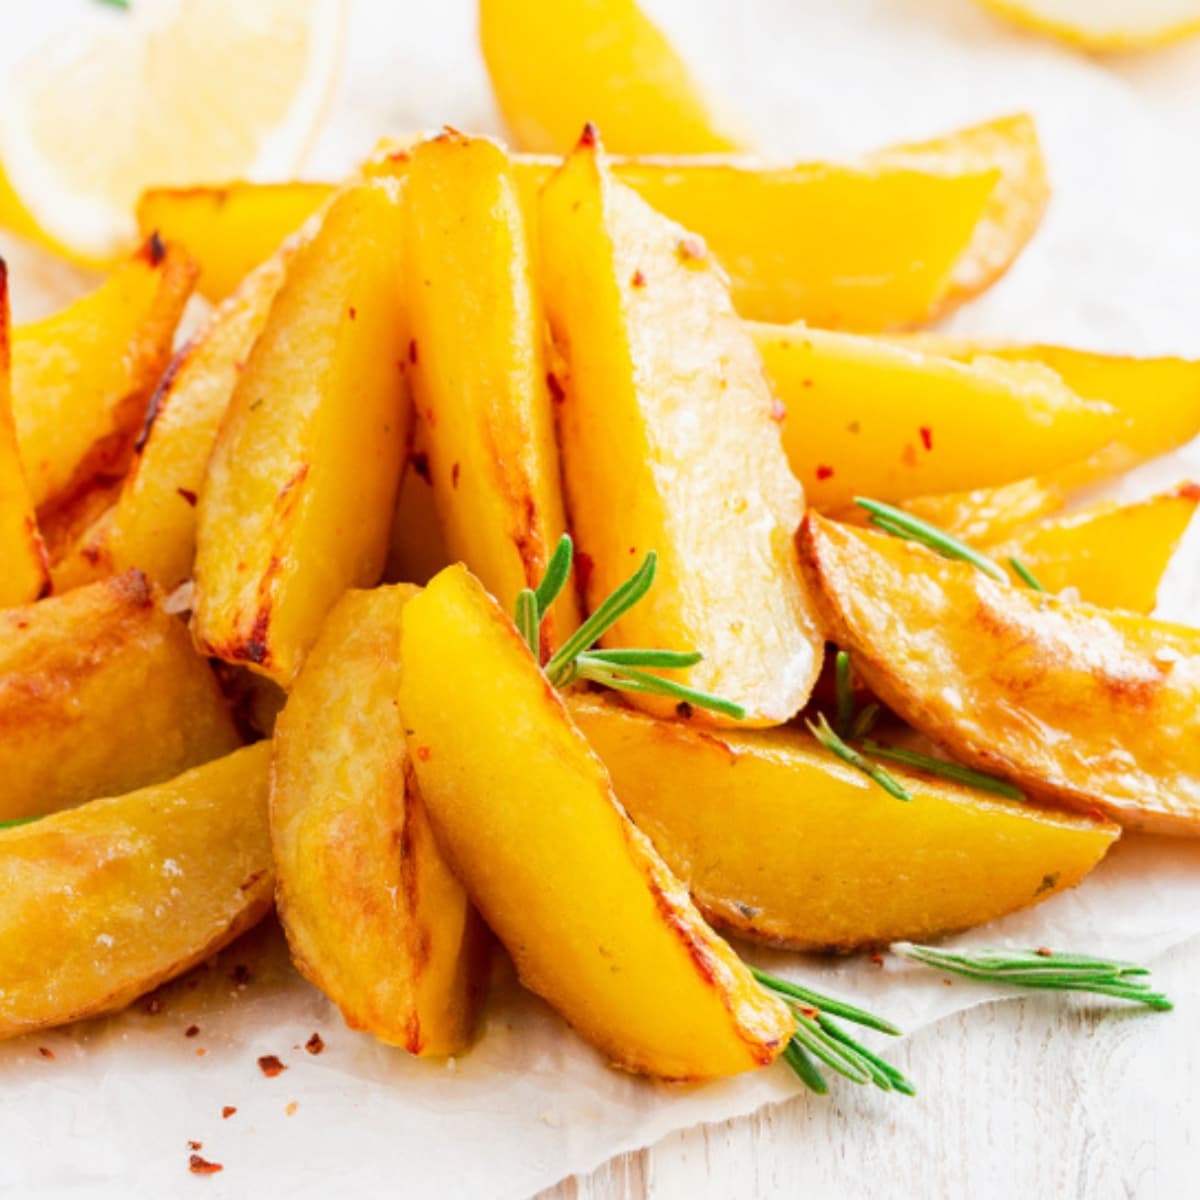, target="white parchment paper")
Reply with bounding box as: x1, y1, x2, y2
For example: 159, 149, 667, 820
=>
3, 1, 1200, 1196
